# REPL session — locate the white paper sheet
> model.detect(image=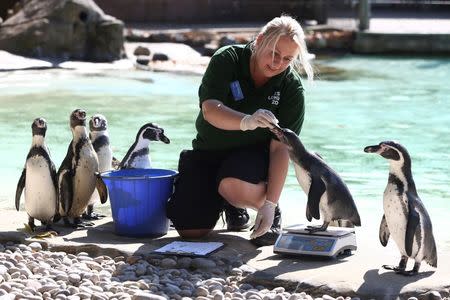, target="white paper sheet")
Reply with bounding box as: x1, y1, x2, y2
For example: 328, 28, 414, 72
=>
153, 241, 224, 256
